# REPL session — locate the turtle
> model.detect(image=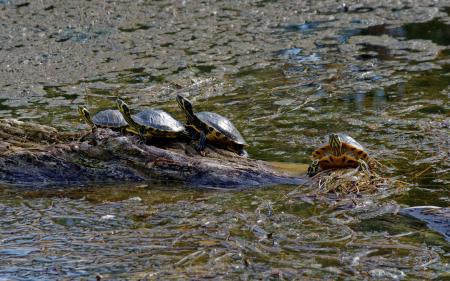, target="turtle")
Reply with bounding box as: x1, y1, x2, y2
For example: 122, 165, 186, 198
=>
116, 98, 188, 141
176, 94, 248, 157
78, 106, 137, 134
307, 133, 370, 177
